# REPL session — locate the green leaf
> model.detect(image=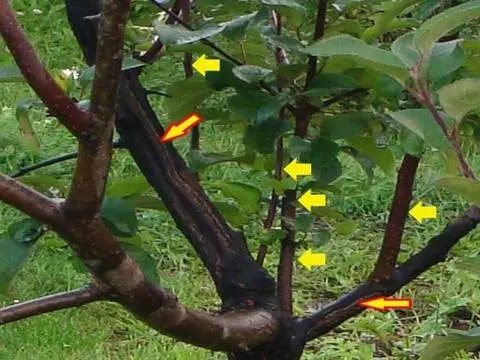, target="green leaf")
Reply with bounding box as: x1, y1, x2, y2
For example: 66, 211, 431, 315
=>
295, 213, 315, 233
101, 197, 138, 237
321, 112, 372, 140
227, 91, 289, 124
221, 11, 261, 40
153, 23, 226, 45
213, 201, 248, 227
243, 117, 293, 154
78, 58, 147, 88
303, 35, 409, 81
342, 147, 375, 180
19, 175, 68, 194
419, 332, 480, 360
0, 235, 37, 293
259, 228, 287, 245
429, 40, 465, 83
15, 98, 43, 151
347, 136, 395, 176
399, 128, 425, 157
206, 181, 261, 212
205, 59, 254, 91
261, 0, 306, 24
304, 73, 355, 98
106, 176, 151, 198
310, 137, 342, 185
436, 176, 480, 205
456, 256, 480, 275
124, 195, 167, 212
438, 78, 480, 124
287, 136, 311, 161
120, 242, 159, 285
164, 76, 214, 120
0, 65, 25, 83
7, 218, 44, 243
334, 220, 358, 236
188, 150, 254, 171
414, 0, 480, 53
312, 230, 331, 249
391, 32, 420, 68
387, 109, 452, 151
232, 65, 273, 83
